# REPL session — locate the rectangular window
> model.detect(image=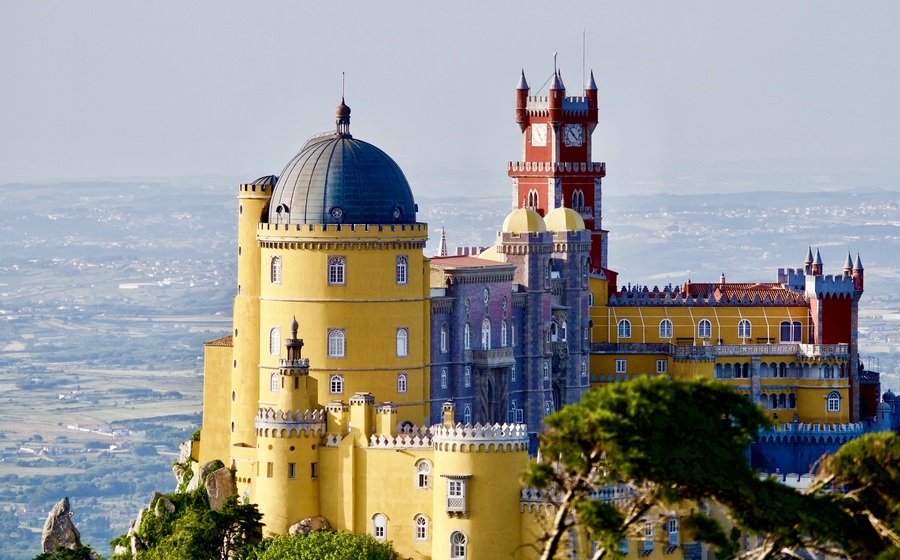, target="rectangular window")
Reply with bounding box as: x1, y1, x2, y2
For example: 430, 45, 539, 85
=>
396, 255, 408, 285
616, 359, 627, 374
656, 360, 667, 374
266, 462, 274, 478
287, 463, 296, 479
311, 462, 318, 479
446, 478, 467, 513
328, 256, 346, 285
